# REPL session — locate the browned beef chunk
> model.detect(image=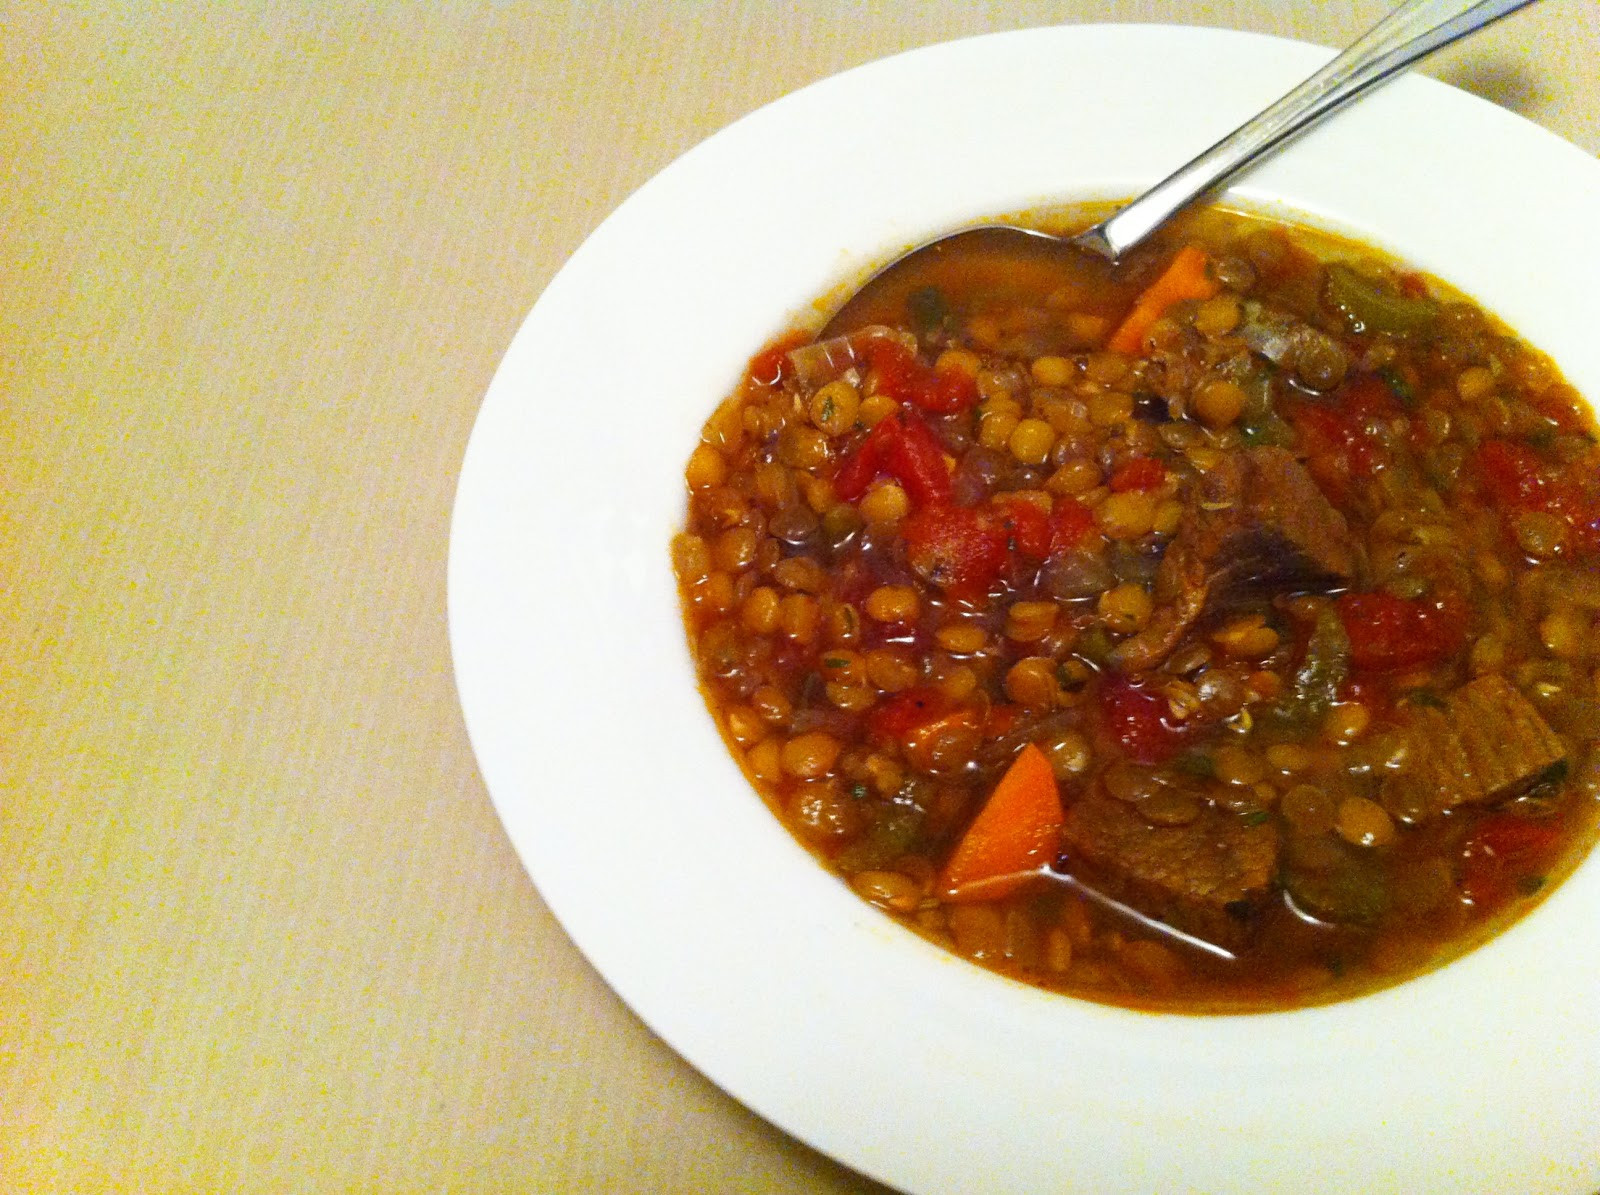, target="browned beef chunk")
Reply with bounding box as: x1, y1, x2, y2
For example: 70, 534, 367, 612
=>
1192, 444, 1359, 602
1381, 675, 1568, 823
1060, 795, 1280, 949
1113, 446, 1359, 670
